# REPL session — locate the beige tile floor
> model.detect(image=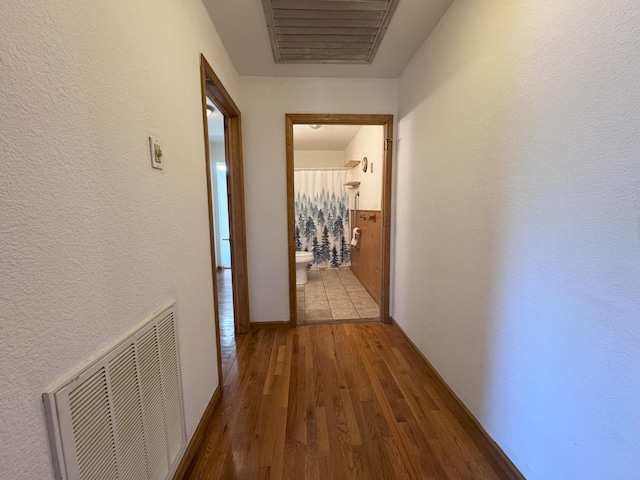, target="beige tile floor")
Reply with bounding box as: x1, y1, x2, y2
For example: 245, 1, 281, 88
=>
297, 267, 380, 324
